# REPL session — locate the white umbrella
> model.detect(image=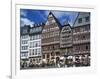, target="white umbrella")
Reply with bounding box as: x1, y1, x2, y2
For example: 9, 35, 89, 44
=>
60, 57, 65, 60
